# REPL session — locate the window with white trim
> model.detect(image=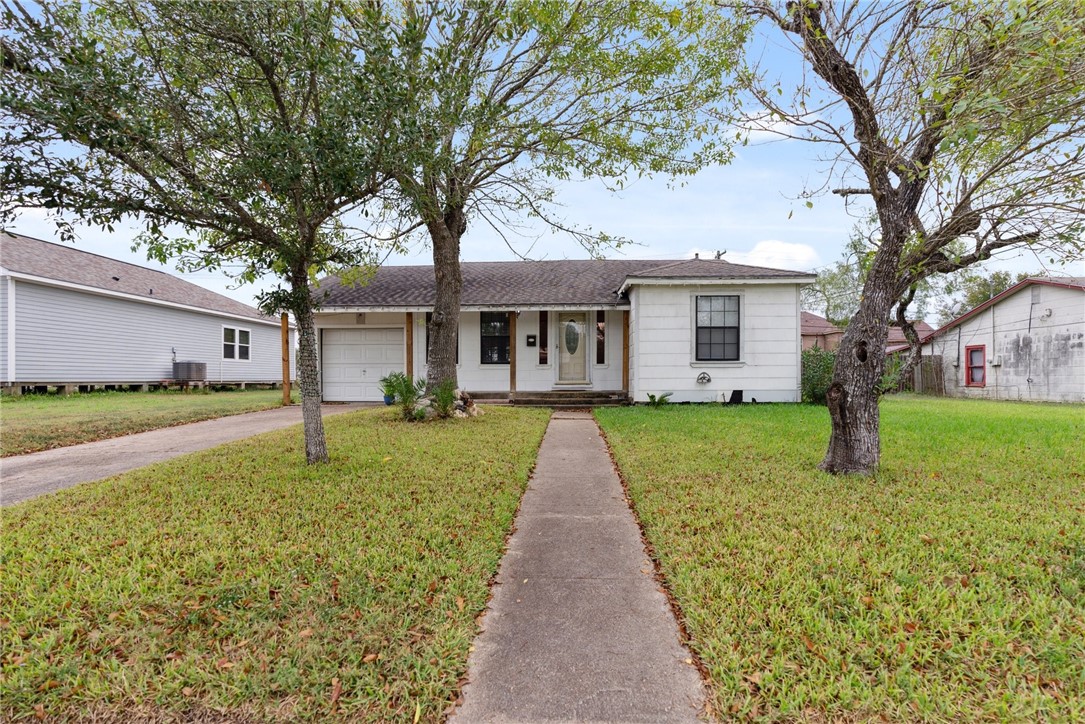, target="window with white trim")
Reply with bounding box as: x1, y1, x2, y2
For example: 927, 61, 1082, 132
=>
695, 295, 739, 361
223, 327, 250, 360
